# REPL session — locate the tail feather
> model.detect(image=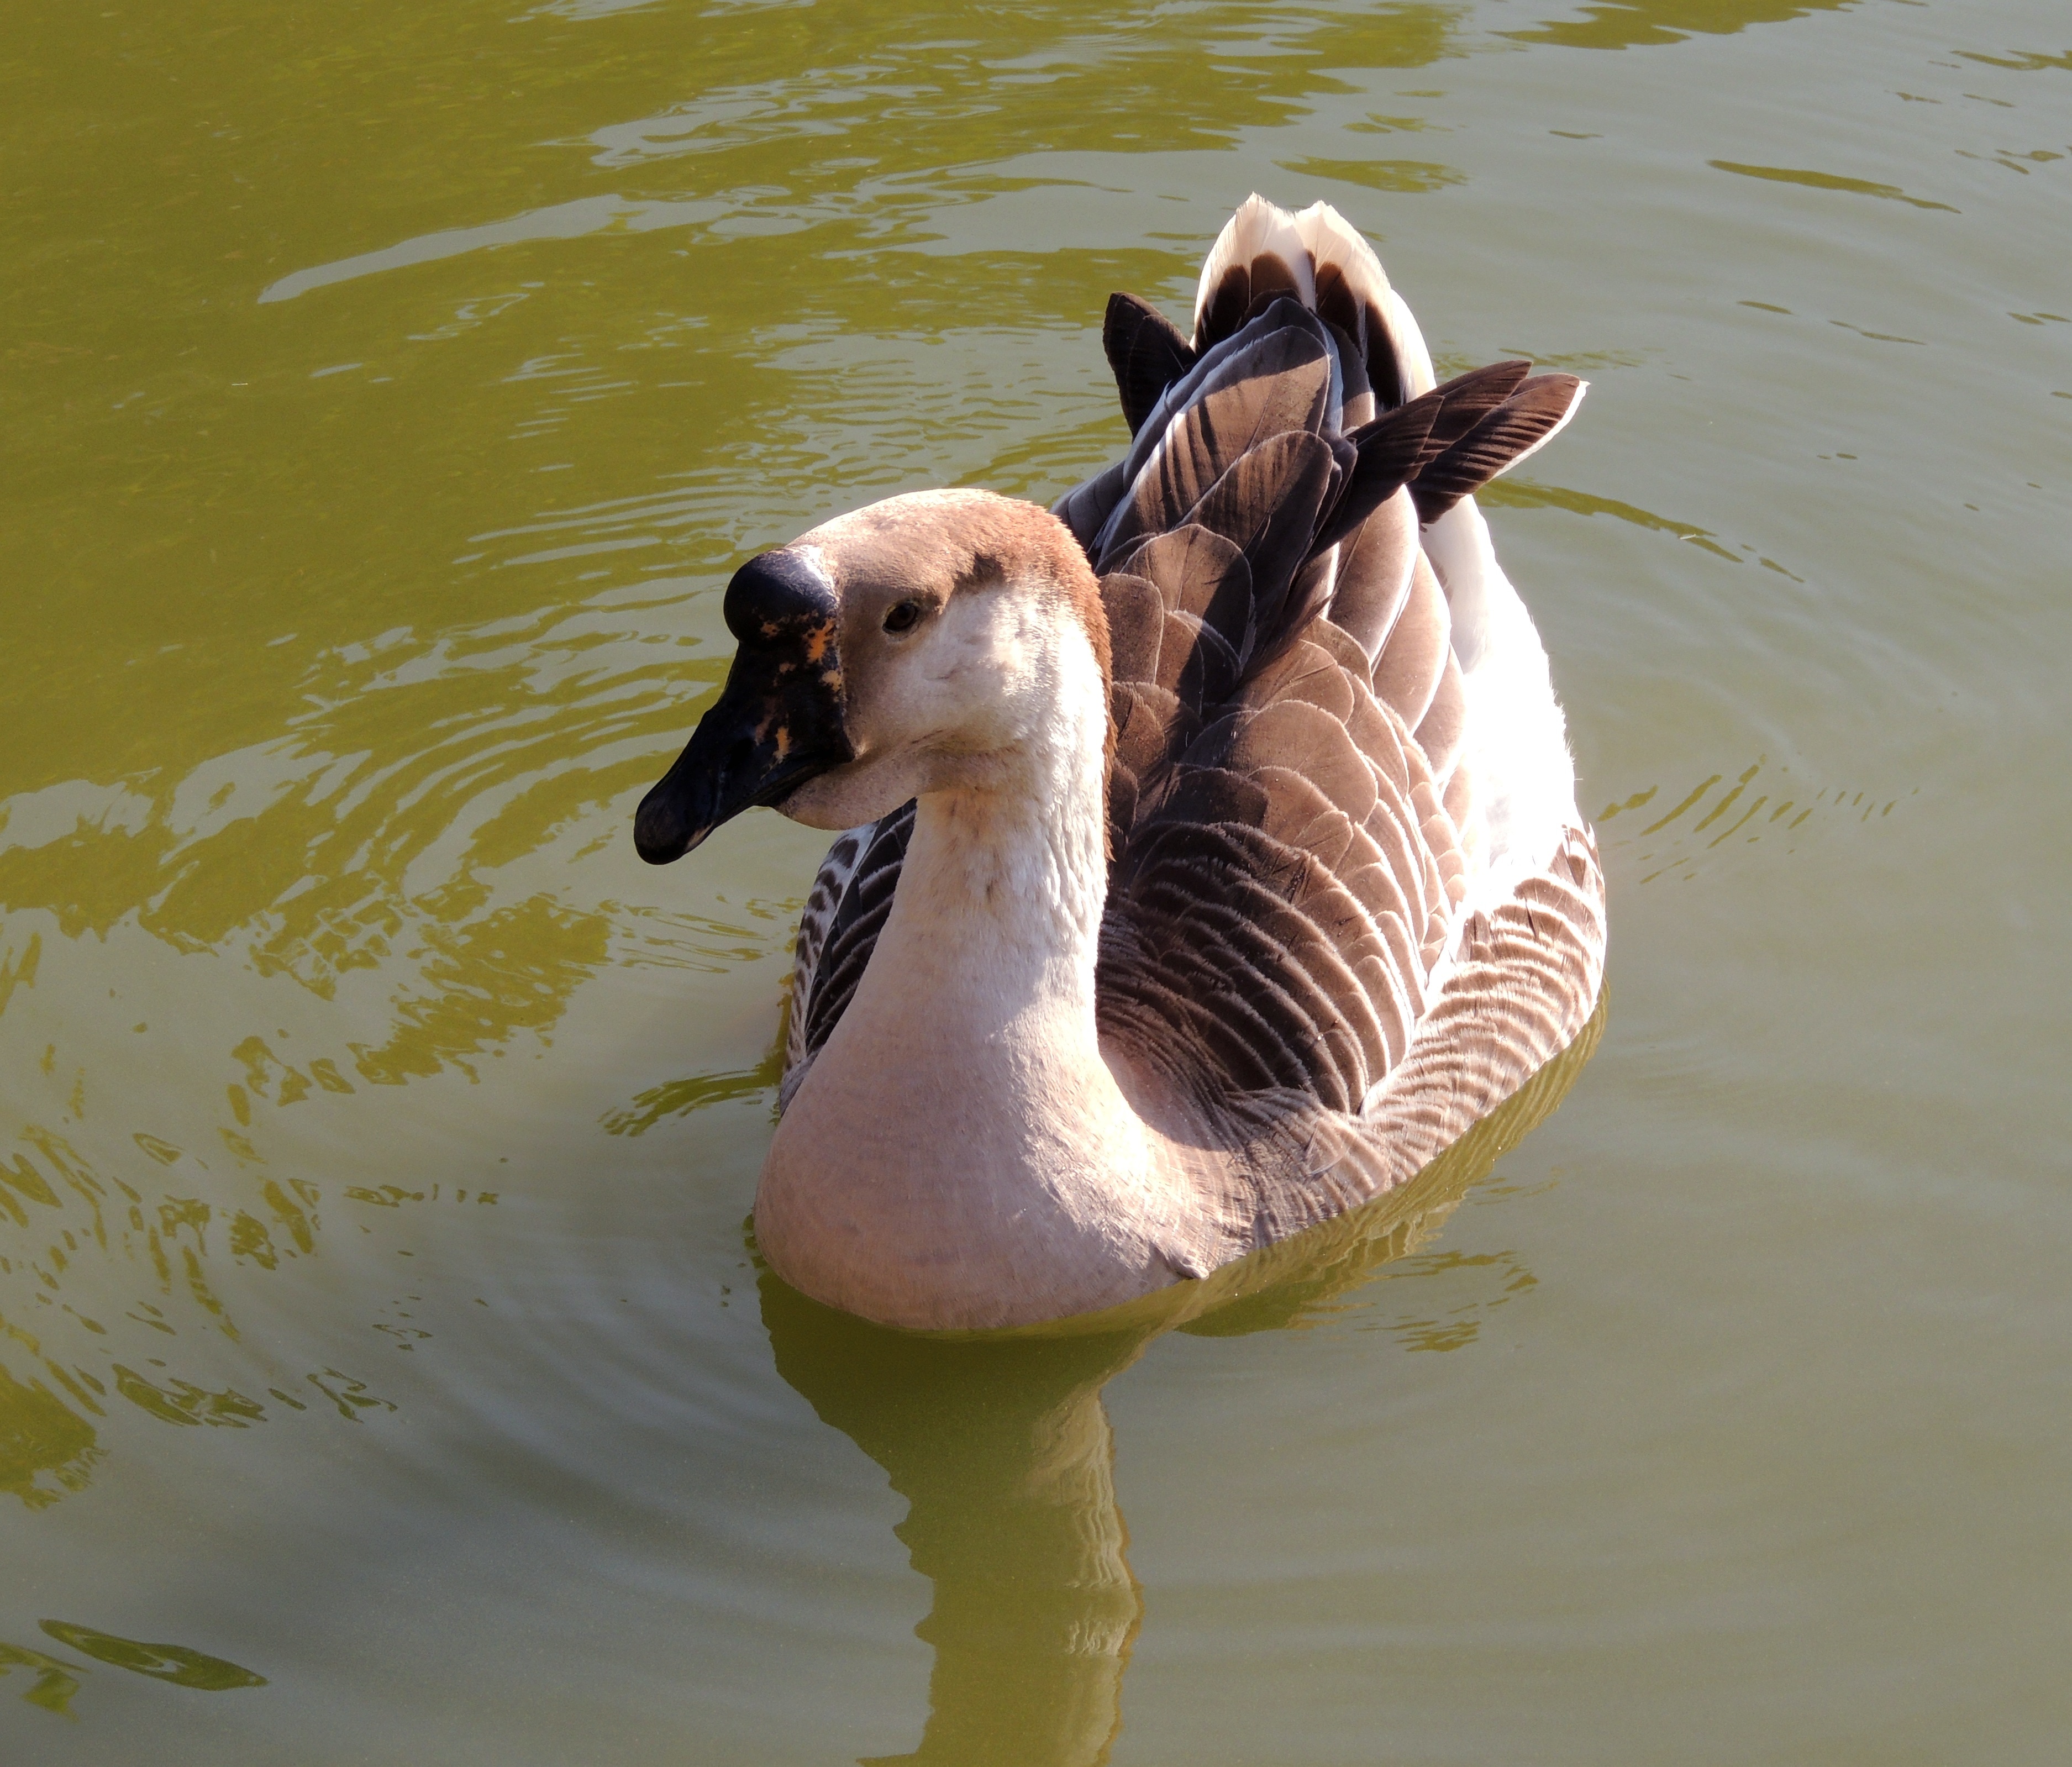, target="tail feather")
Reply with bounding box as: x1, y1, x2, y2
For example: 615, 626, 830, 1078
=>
1371, 282, 1437, 408
1193, 195, 1318, 350
1289, 199, 1431, 413
1053, 193, 1584, 796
